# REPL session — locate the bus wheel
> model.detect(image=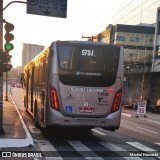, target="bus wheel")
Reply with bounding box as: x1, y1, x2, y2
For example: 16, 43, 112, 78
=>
34, 107, 39, 128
